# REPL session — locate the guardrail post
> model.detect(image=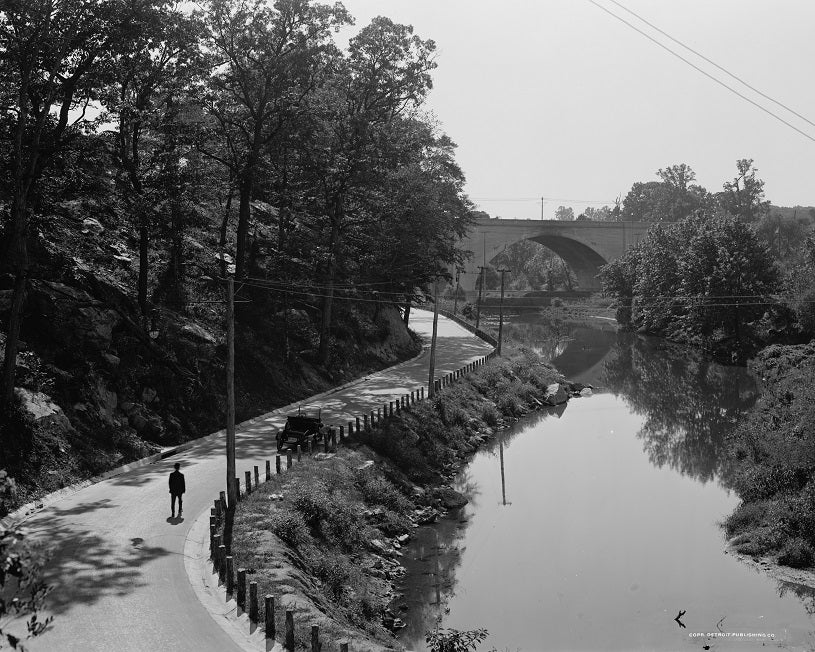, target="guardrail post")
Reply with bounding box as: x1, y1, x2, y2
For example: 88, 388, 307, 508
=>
276, 455, 282, 474
421, 387, 424, 400
297, 444, 302, 462
218, 545, 227, 583
249, 581, 258, 622
237, 569, 246, 611
265, 595, 275, 638
226, 555, 234, 594
286, 450, 292, 469
212, 534, 221, 564
285, 609, 295, 650
323, 431, 329, 453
